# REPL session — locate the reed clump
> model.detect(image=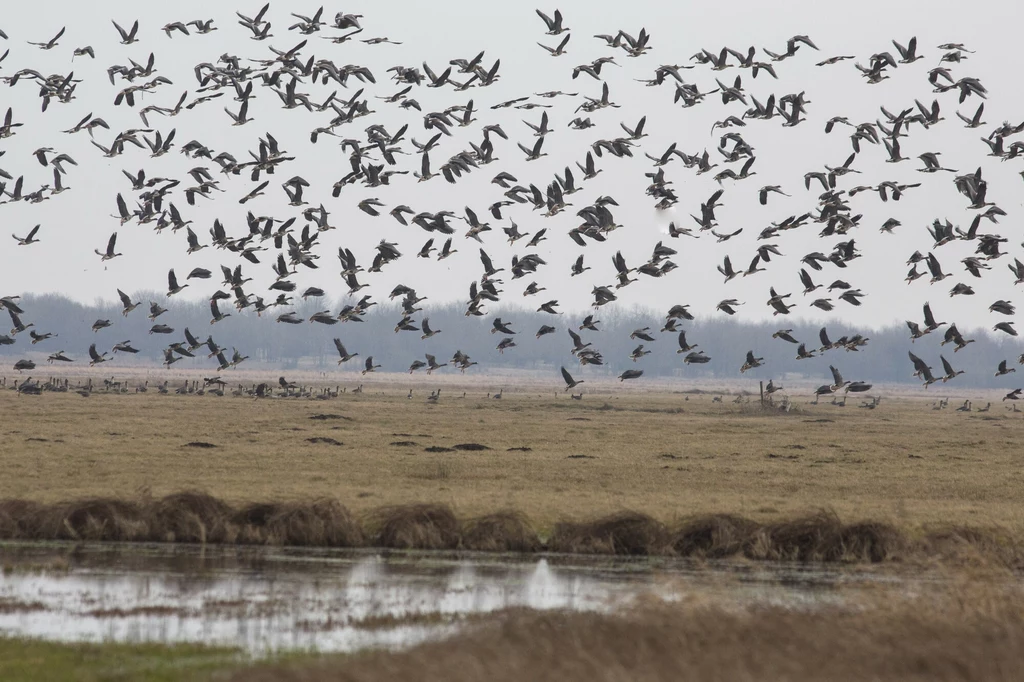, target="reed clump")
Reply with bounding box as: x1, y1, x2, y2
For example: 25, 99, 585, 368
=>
370, 503, 460, 550
461, 511, 541, 553
0, 493, 1020, 568
549, 512, 669, 555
